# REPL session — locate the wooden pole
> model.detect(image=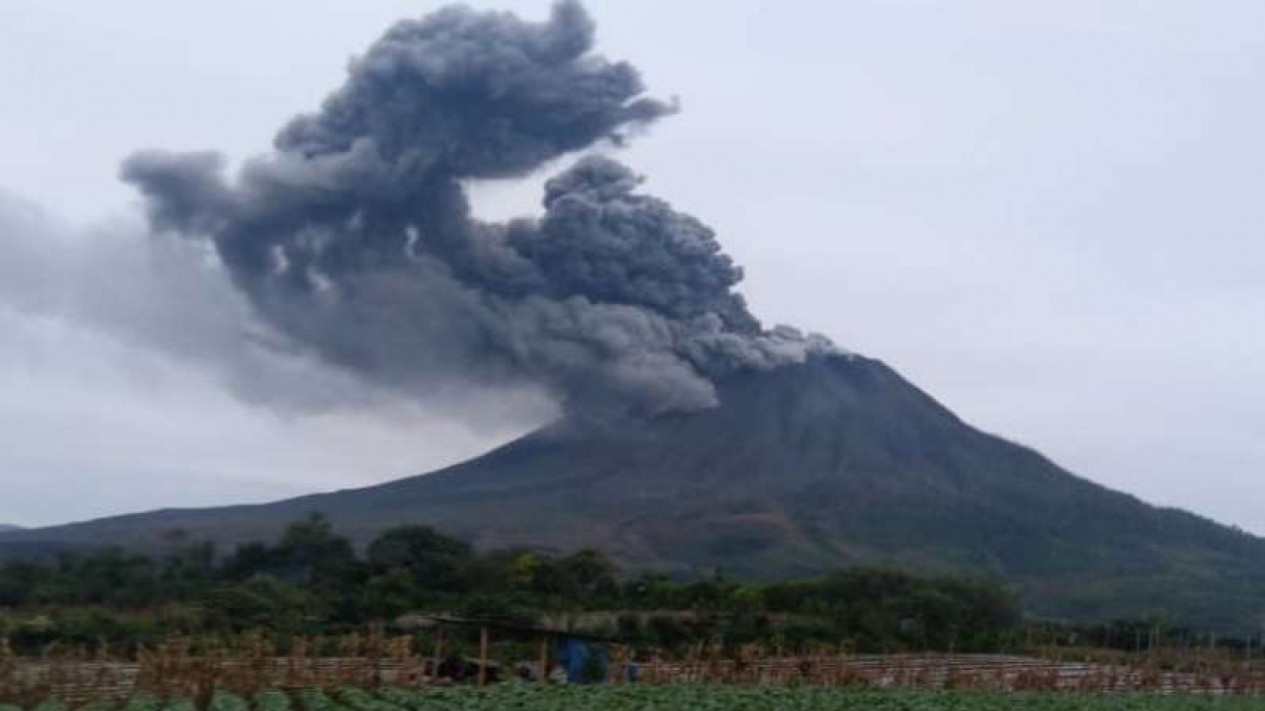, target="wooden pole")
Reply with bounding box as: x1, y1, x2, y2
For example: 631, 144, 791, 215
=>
478, 626, 490, 686
539, 634, 550, 683
431, 628, 445, 684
